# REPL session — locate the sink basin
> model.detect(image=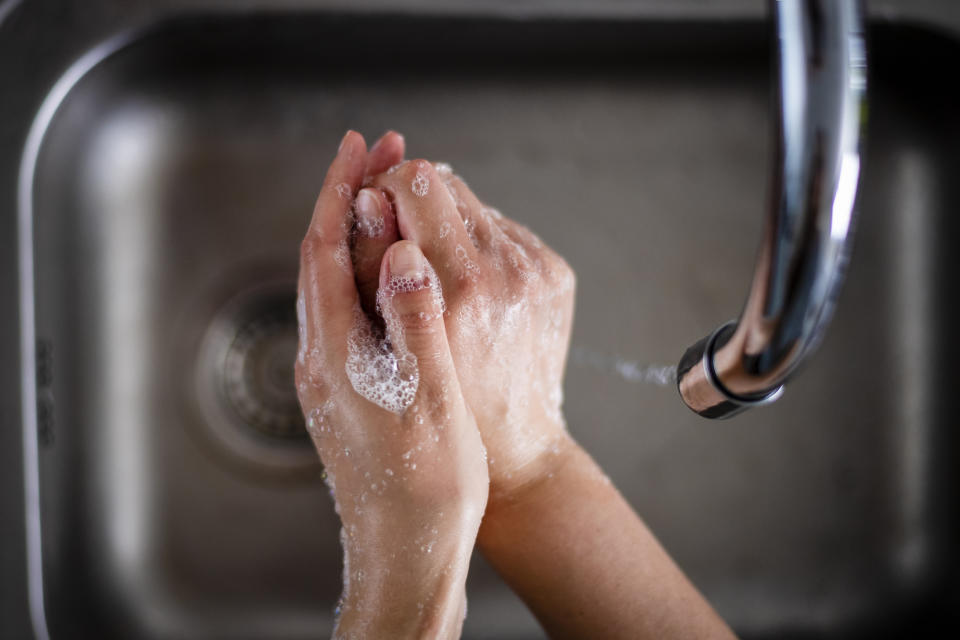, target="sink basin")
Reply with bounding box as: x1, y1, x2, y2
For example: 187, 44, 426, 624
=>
9, 6, 960, 639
